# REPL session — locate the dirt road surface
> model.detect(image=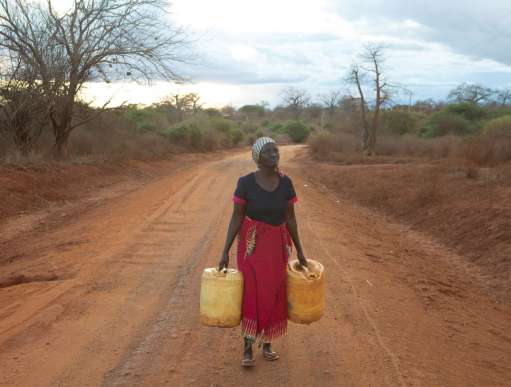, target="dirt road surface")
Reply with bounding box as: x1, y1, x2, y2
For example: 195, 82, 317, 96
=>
1, 145, 510, 386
